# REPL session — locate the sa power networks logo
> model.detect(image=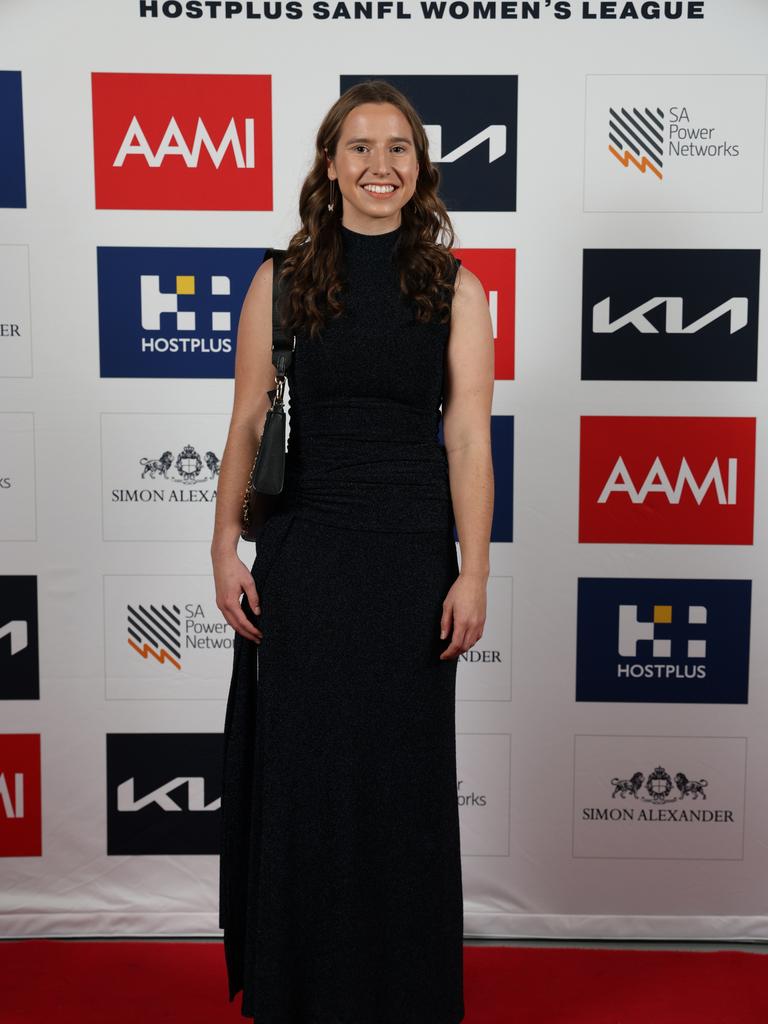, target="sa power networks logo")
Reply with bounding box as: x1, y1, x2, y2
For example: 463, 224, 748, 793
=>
578, 417, 755, 545
581, 249, 760, 382
584, 75, 766, 212
0, 734, 41, 856
342, 75, 518, 212
0, 576, 39, 701
97, 246, 263, 378
106, 733, 222, 854
104, 575, 234, 700
91, 73, 272, 210
101, 414, 229, 541
0, 412, 36, 541
576, 579, 751, 704
573, 735, 746, 860
127, 601, 182, 670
